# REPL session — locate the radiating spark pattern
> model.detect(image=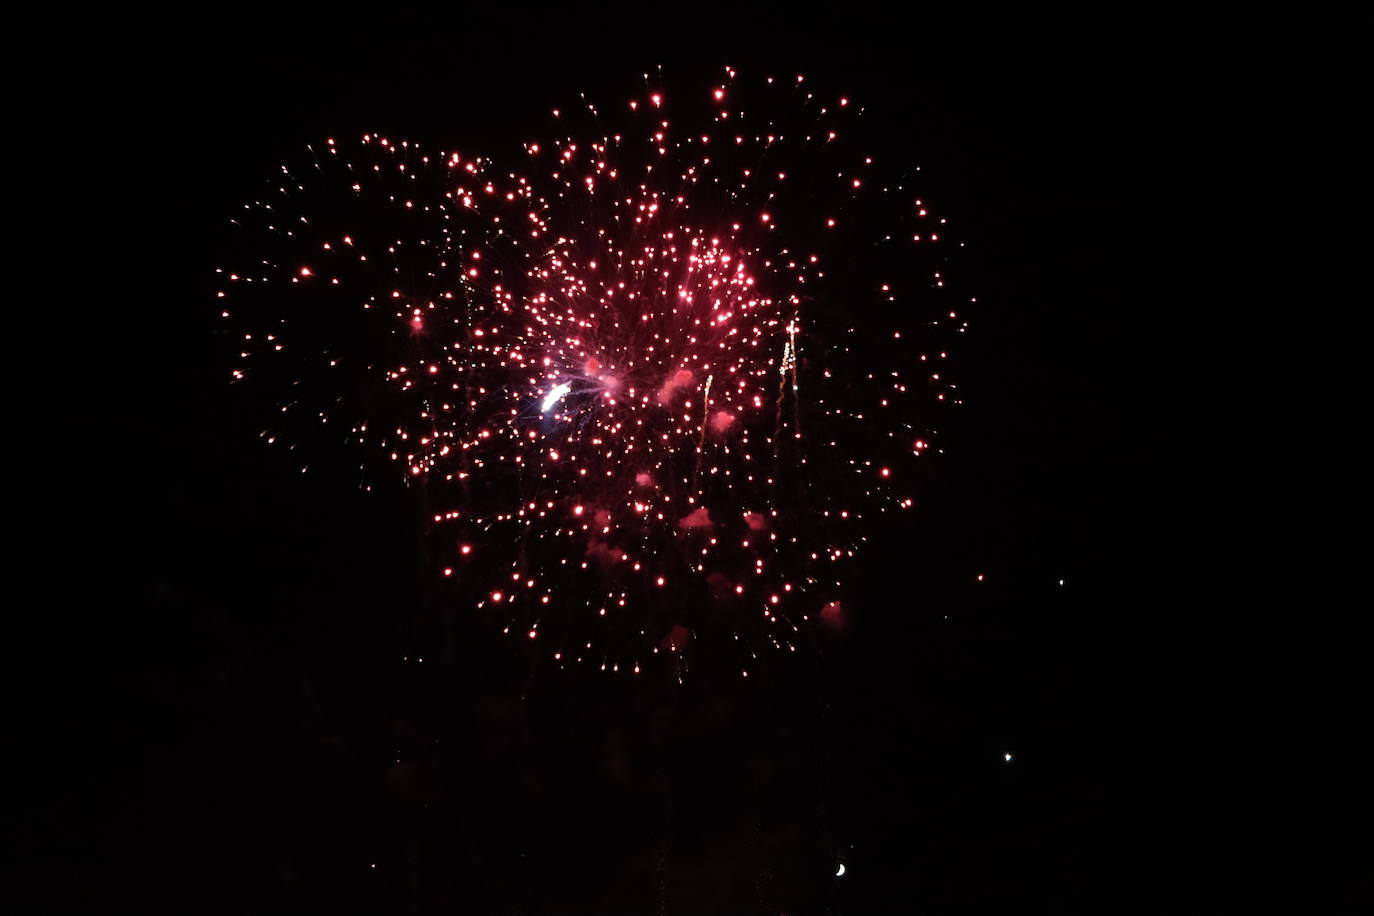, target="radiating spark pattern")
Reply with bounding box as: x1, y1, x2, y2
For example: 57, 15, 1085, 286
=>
216, 67, 969, 676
